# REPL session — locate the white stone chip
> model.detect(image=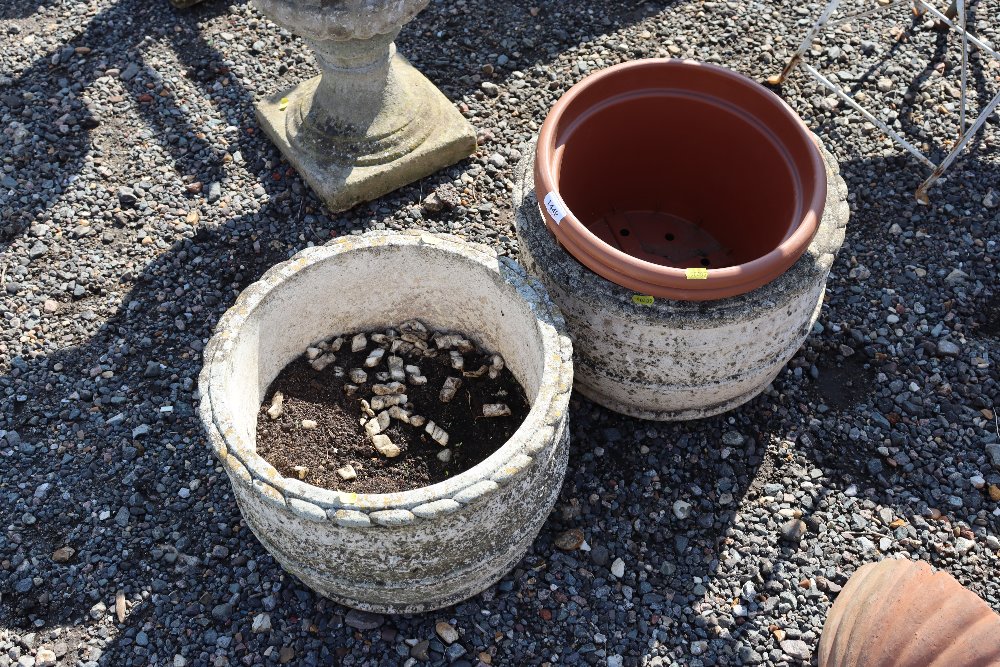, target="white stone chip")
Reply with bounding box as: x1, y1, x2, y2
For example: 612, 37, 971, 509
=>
437, 449, 452, 463
372, 381, 406, 395
337, 465, 357, 481
489, 354, 505, 379
400, 319, 429, 340
301, 419, 318, 429
440, 376, 462, 403
293, 465, 308, 480
310, 353, 336, 371
351, 333, 367, 352
372, 434, 401, 458
349, 368, 368, 384
371, 394, 407, 411
391, 339, 415, 355
305, 347, 323, 361
409, 415, 427, 428
364, 411, 390, 437
266, 391, 284, 420
327, 337, 344, 352
388, 405, 411, 423
364, 348, 386, 367
449, 350, 465, 371
483, 403, 511, 418
425, 420, 449, 446
388, 355, 406, 381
